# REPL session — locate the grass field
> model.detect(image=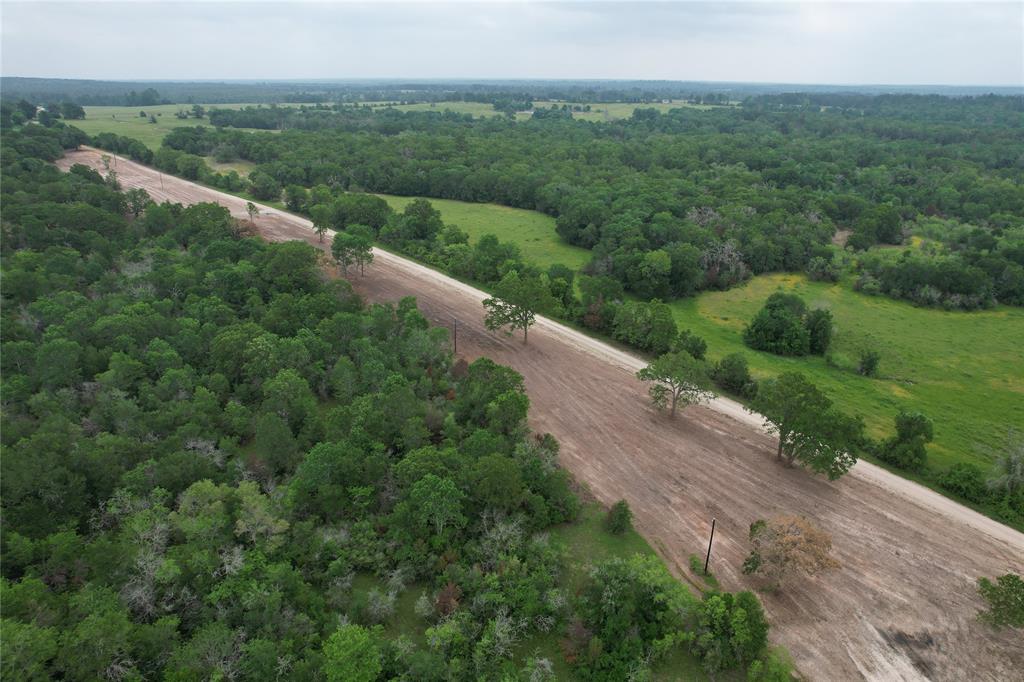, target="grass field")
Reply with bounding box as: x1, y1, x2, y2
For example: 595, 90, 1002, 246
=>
670, 274, 1024, 471
74, 103, 288, 149
370, 100, 728, 121
367, 101, 505, 118
377, 194, 591, 271
349, 502, 720, 680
